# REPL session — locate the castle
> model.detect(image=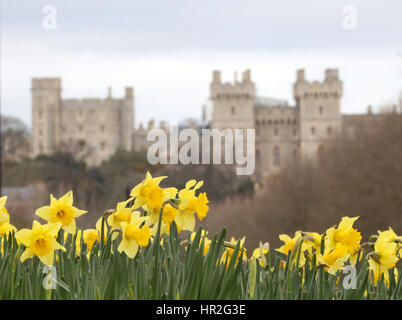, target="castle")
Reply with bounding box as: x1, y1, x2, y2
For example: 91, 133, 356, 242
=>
31, 78, 134, 166
210, 69, 343, 180
31, 69, 377, 181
